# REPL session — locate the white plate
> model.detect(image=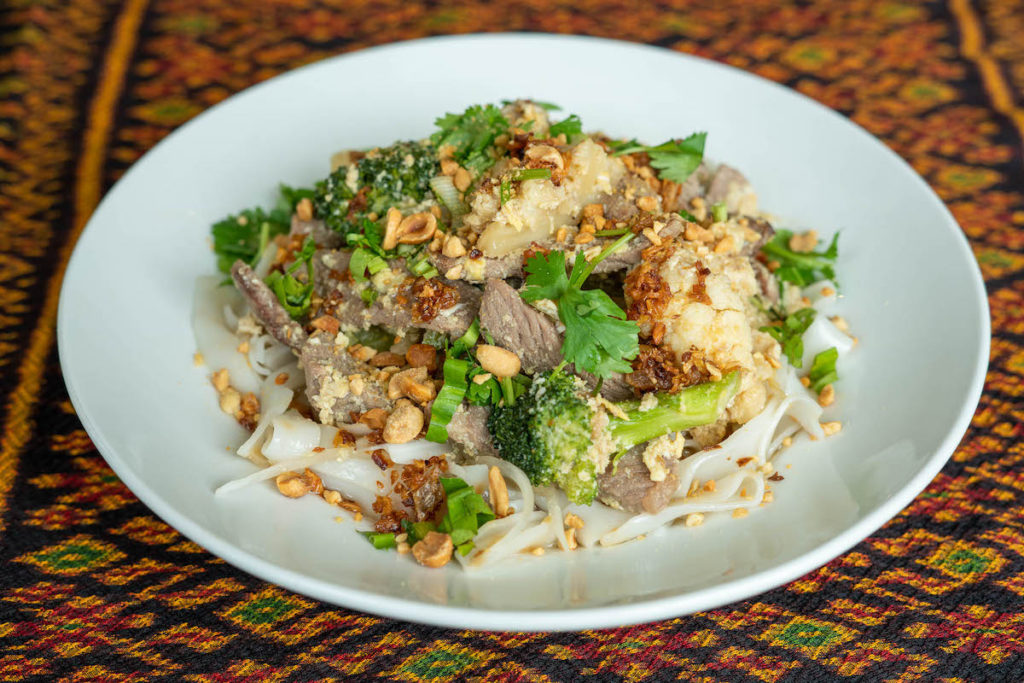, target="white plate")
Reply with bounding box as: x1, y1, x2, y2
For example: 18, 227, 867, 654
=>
58, 34, 989, 631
